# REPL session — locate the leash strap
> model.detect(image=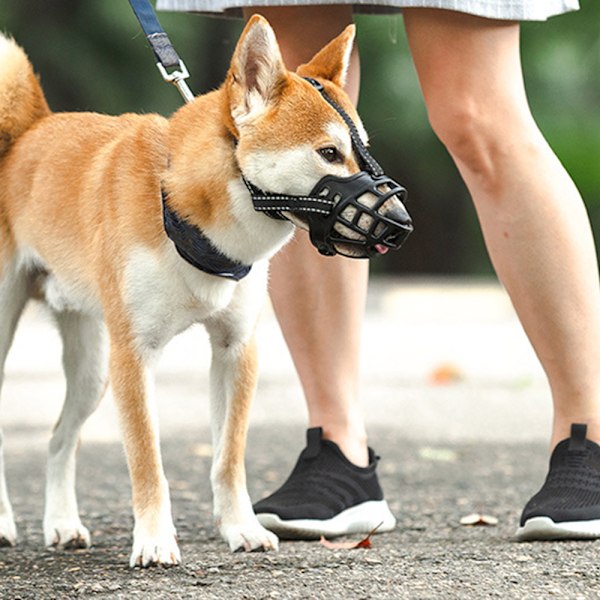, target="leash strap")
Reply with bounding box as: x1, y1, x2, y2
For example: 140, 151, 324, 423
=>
128, 0, 194, 103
